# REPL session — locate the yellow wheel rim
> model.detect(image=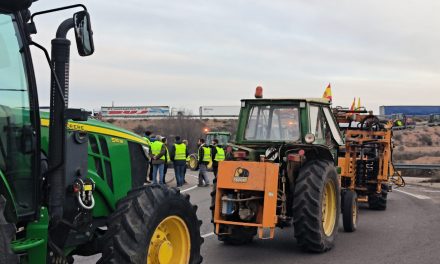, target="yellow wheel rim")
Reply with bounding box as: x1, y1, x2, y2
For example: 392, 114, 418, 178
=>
189, 157, 197, 169
322, 180, 337, 236
147, 216, 191, 264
